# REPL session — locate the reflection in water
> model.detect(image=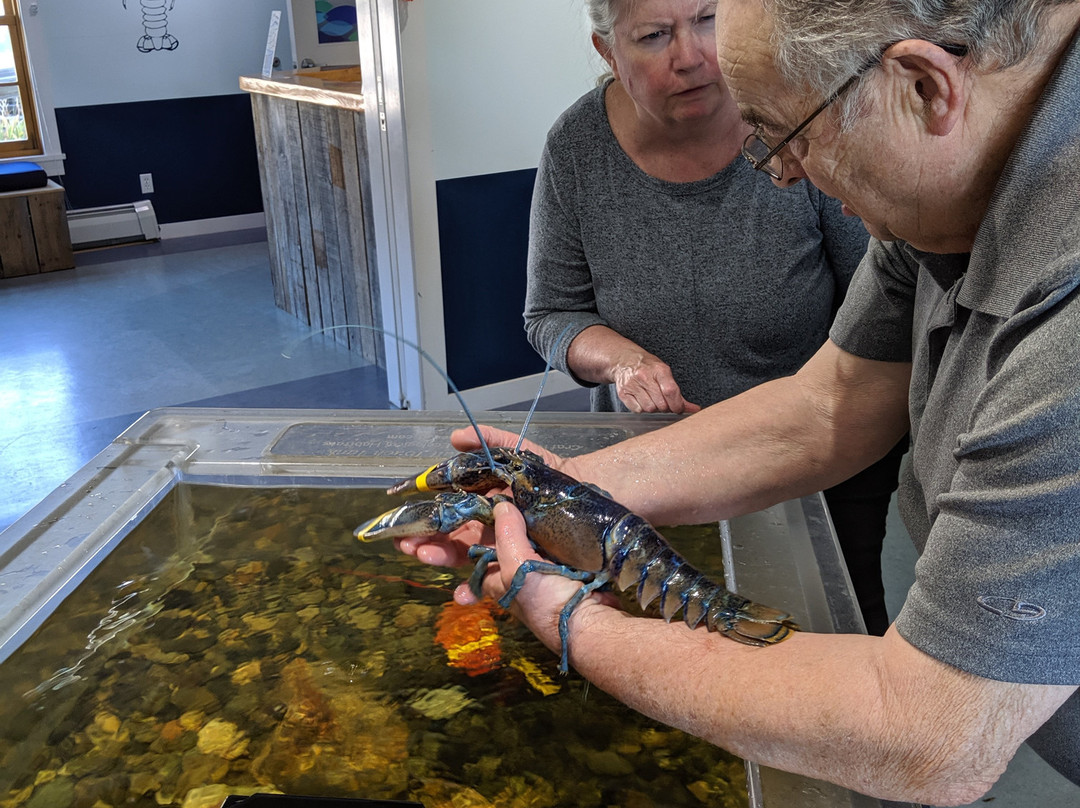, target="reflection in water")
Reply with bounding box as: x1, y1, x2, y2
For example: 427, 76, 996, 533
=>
0, 485, 748, 808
